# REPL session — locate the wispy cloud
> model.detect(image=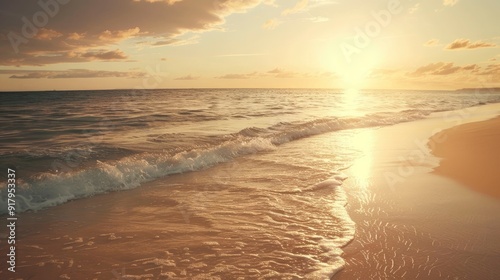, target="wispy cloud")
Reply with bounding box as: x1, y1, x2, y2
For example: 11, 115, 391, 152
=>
146, 36, 200, 47
424, 39, 440, 47
217, 68, 336, 79
445, 39, 496, 50
443, 0, 459, 7
278, 0, 335, 24
216, 53, 268, 57
479, 63, 500, 77
267, 68, 298, 78
174, 74, 199, 80
1, 69, 146, 79
98, 28, 142, 43
35, 28, 63, 40
408, 62, 479, 76
132, 0, 183, 4
215, 72, 259, 79
262, 18, 282, 30
81, 49, 128, 60
306, 16, 329, 23
282, 0, 309, 15
409, 3, 420, 14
